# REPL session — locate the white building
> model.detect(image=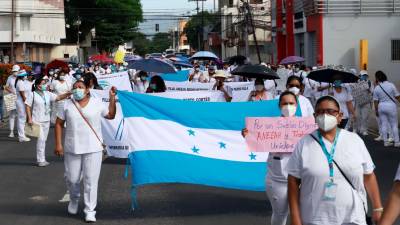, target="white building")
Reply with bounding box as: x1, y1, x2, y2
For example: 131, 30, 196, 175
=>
220, 0, 272, 63
0, 0, 66, 63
